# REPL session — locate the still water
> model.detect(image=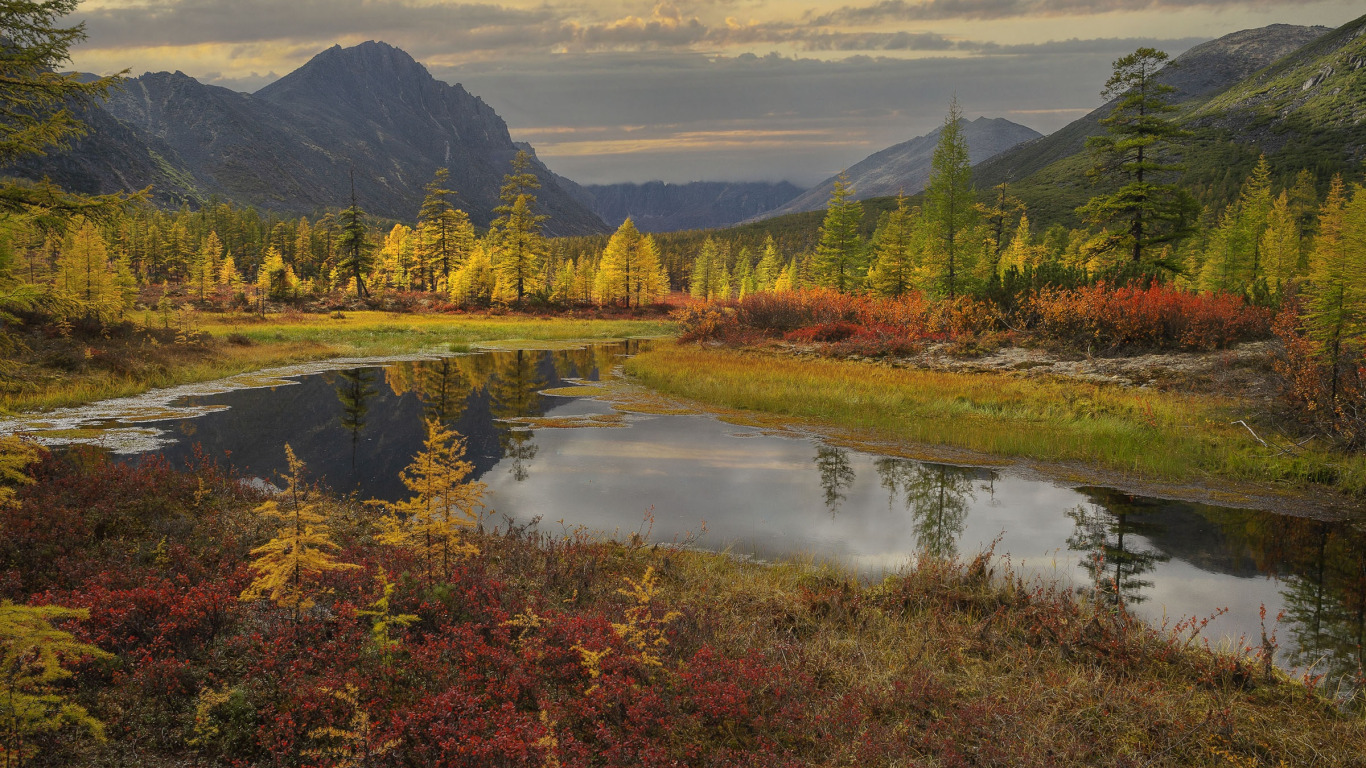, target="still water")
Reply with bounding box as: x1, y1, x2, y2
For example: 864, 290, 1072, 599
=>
14, 341, 1366, 687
